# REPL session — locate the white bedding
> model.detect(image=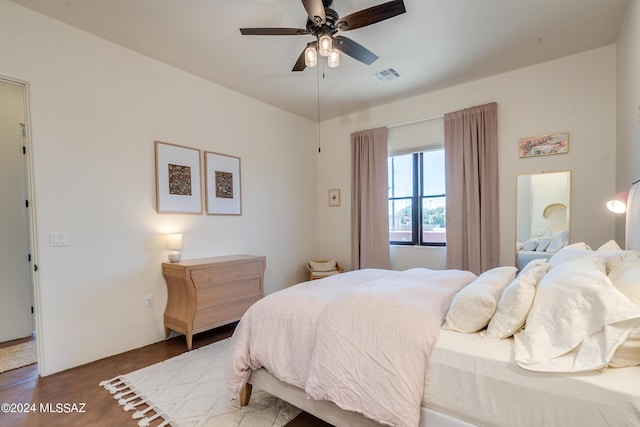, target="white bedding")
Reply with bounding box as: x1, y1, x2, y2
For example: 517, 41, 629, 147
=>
513, 253, 640, 372
226, 268, 476, 427
227, 256, 640, 427
425, 330, 640, 427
